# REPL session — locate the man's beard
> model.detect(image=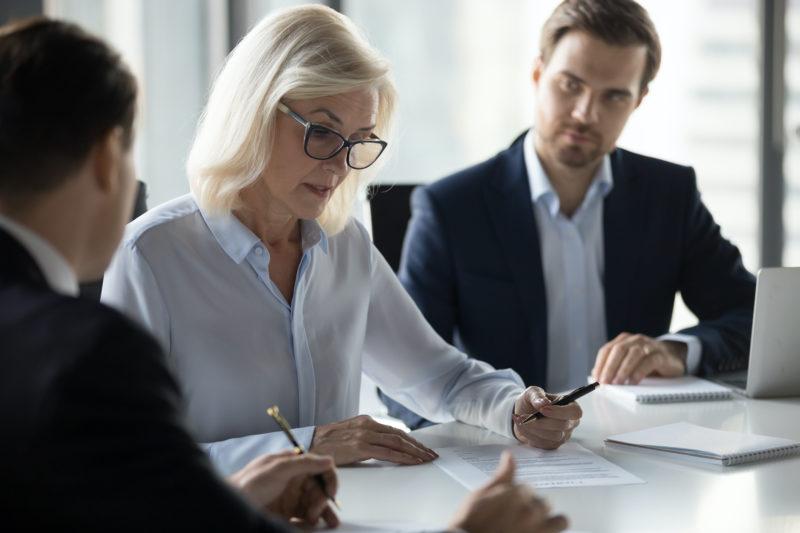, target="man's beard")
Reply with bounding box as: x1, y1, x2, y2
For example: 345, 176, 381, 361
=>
556, 143, 603, 168
552, 125, 604, 169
